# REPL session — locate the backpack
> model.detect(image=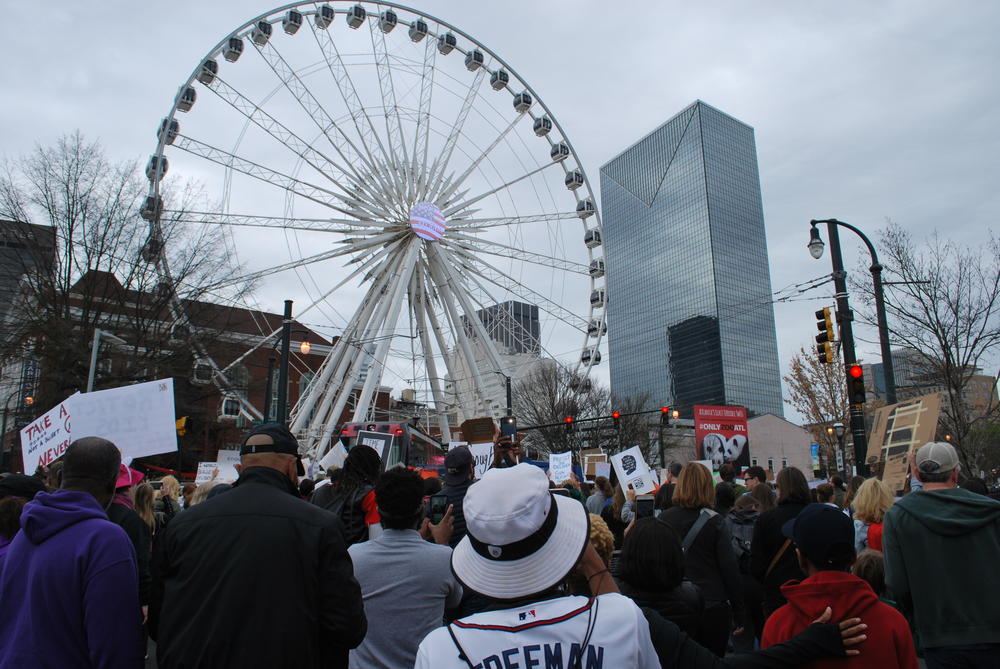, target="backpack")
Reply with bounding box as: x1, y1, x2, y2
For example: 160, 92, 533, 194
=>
312, 484, 373, 545
726, 515, 755, 574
